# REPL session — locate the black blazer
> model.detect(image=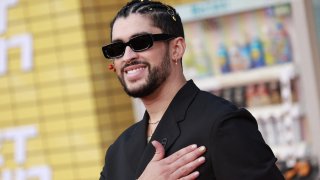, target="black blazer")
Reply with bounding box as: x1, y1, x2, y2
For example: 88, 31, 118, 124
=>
100, 80, 284, 180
